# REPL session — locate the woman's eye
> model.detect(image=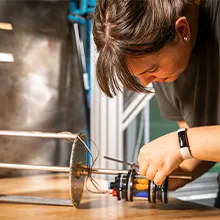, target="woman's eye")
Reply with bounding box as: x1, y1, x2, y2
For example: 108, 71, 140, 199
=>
148, 66, 159, 73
